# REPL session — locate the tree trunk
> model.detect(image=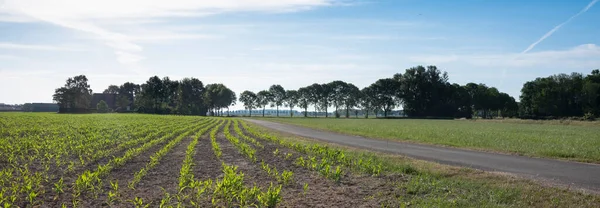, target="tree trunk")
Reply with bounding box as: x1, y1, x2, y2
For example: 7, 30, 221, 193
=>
365, 110, 369, 118
290, 107, 293, 117
262, 106, 265, 117
227, 107, 230, 116
345, 107, 350, 118
325, 106, 328, 118
276, 106, 279, 117
249, 108, 252, 117
304, 107, 308, 117
335, 106, 339, 118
